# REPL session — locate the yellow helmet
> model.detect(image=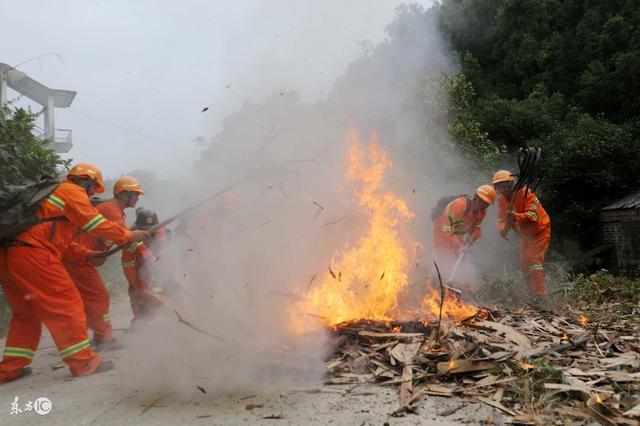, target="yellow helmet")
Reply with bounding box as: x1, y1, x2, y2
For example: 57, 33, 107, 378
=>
476, 184, 497, 205
113, 176, 145, 196
492, 170, 515, 185
67, 163, 104, 194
